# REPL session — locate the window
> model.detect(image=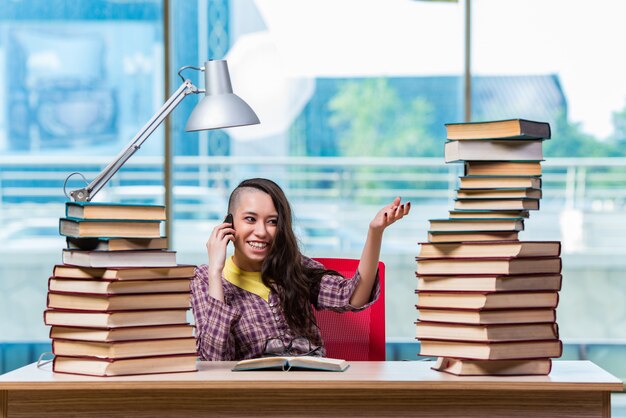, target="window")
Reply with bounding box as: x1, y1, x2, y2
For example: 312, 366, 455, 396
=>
0, 0, 164, 347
